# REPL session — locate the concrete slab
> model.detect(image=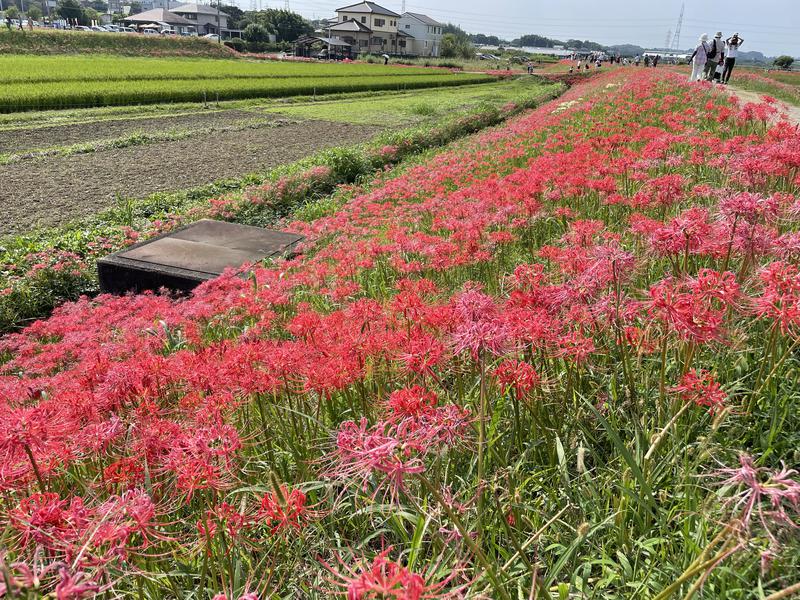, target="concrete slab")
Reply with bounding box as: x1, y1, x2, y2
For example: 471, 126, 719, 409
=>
97, 219, 304, 294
